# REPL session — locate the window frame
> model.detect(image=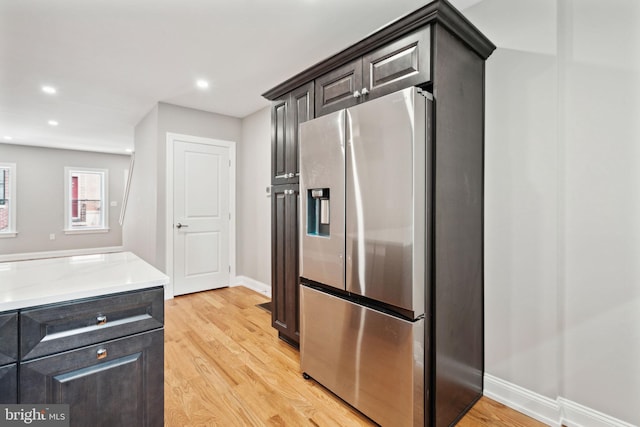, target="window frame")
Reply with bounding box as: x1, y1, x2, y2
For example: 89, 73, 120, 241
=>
64, 166, 110, 234
0, 162, 17, 238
